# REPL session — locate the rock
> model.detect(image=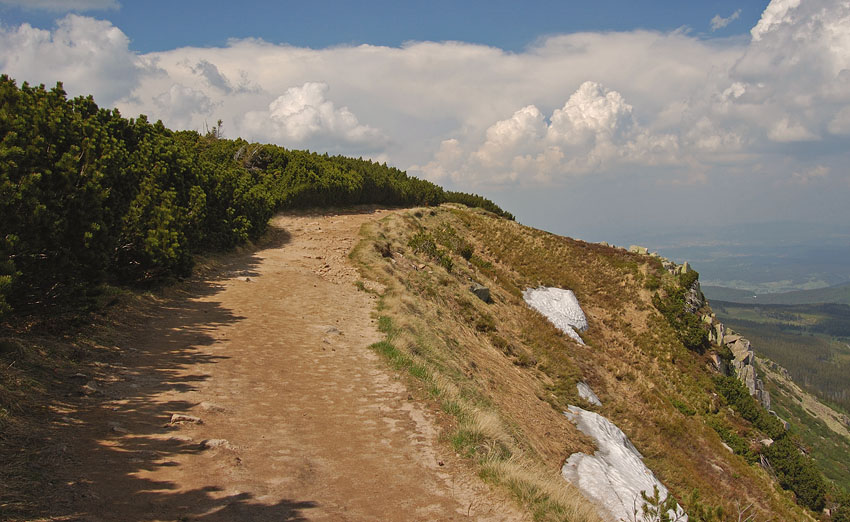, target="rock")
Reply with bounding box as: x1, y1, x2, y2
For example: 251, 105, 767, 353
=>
199, 439, 233, 450
714, 323, 725, 345
721, 442, 734, 453
628, 245, 649, 255
599, 241, 609, 247
723, 334, 742, 344
760, 438, 774, 447
576, 382, 602, 406
470, 283, 491, 303
708, 353, 728, 375
684, 282, 705, 313
170, 414, 203, 425
199, 402, 226, 413
322, 325, 341, 335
